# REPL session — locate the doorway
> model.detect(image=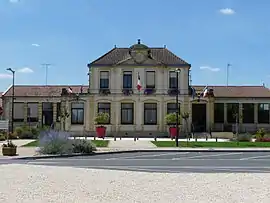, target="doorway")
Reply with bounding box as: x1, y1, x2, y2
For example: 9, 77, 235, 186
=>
192, 103, 207, 132
42, 102, 53, 126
